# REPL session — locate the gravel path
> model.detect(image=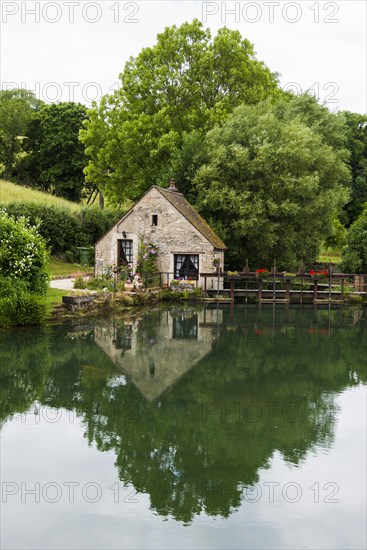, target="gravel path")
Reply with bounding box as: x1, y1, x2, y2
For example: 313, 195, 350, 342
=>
50, 278, 97, 293
50, 278, 78, 291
